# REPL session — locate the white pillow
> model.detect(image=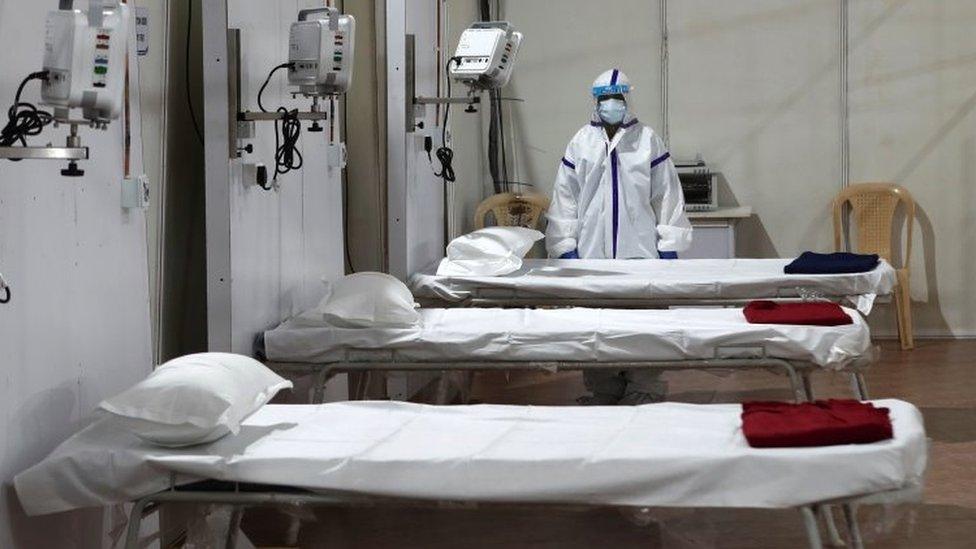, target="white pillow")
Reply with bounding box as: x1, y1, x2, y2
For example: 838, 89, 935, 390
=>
437, 227, 544, 276
318, 272, 421, 328
98, 353, 292, 447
